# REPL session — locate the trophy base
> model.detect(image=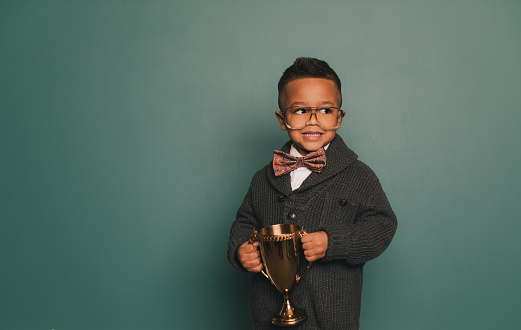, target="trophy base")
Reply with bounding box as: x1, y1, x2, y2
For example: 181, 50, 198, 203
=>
272, 307, 307, 327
